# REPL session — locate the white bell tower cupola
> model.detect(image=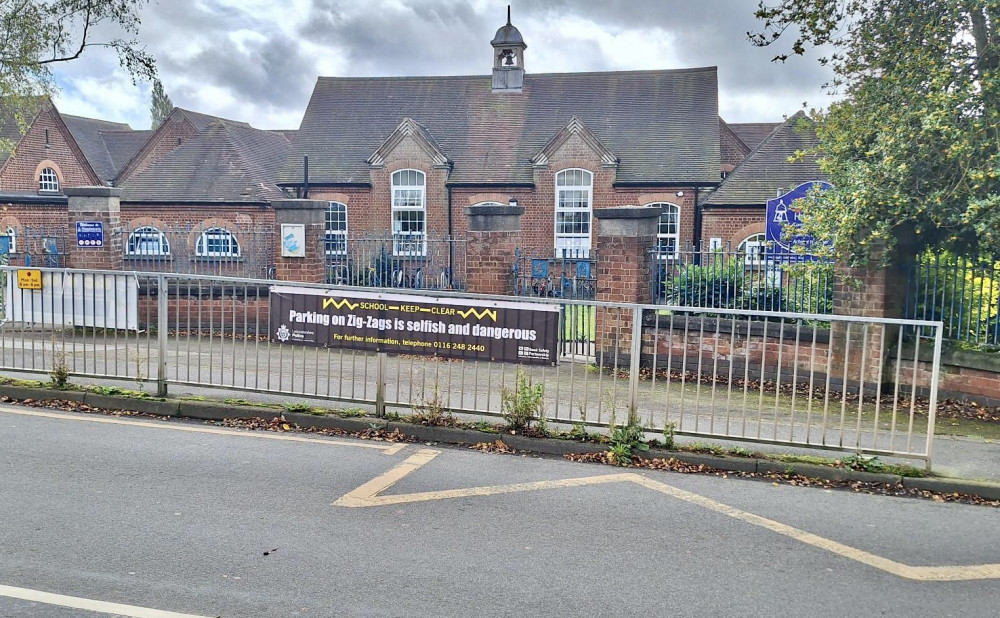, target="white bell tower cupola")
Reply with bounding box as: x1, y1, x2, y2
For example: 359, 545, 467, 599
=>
491, 6, 526, 93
